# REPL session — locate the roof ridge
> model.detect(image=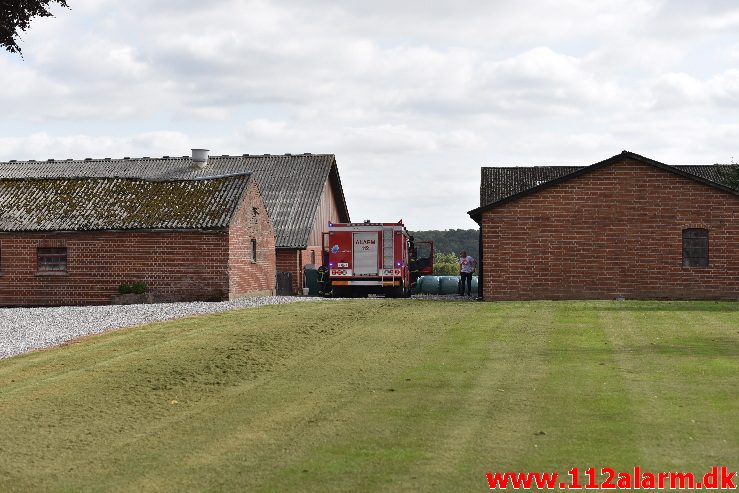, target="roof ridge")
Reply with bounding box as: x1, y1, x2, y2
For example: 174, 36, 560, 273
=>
481, 165, 585, 169
0, 173, 251, 183
0, 153, 337, 164
481, 163, 733, 169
